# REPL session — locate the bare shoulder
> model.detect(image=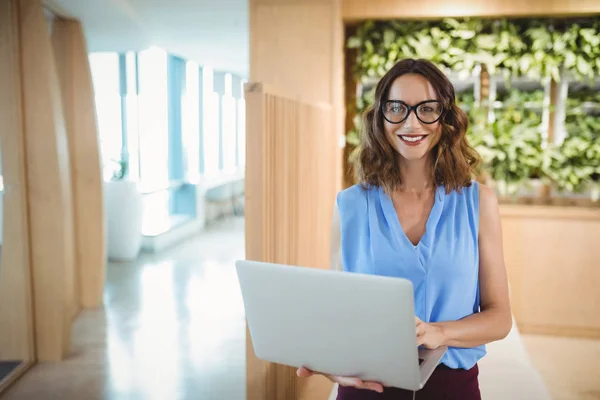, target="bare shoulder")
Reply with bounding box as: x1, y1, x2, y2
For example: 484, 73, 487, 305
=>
477, 183, 501, 234
478, 183, 499, 216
